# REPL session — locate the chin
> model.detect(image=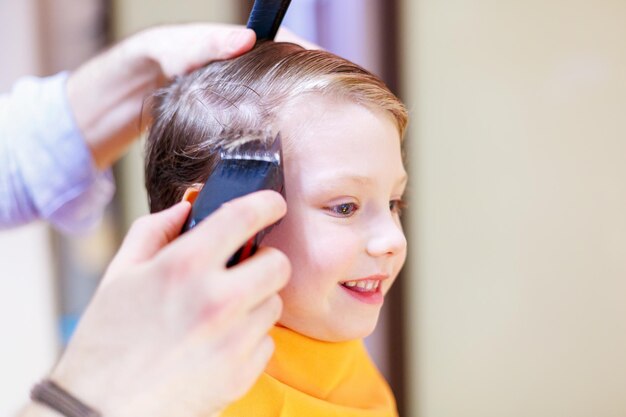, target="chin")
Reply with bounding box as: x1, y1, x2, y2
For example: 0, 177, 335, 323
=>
333, 319, 379, 341
308, 318, 381, 342
279, 311, 382, 342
